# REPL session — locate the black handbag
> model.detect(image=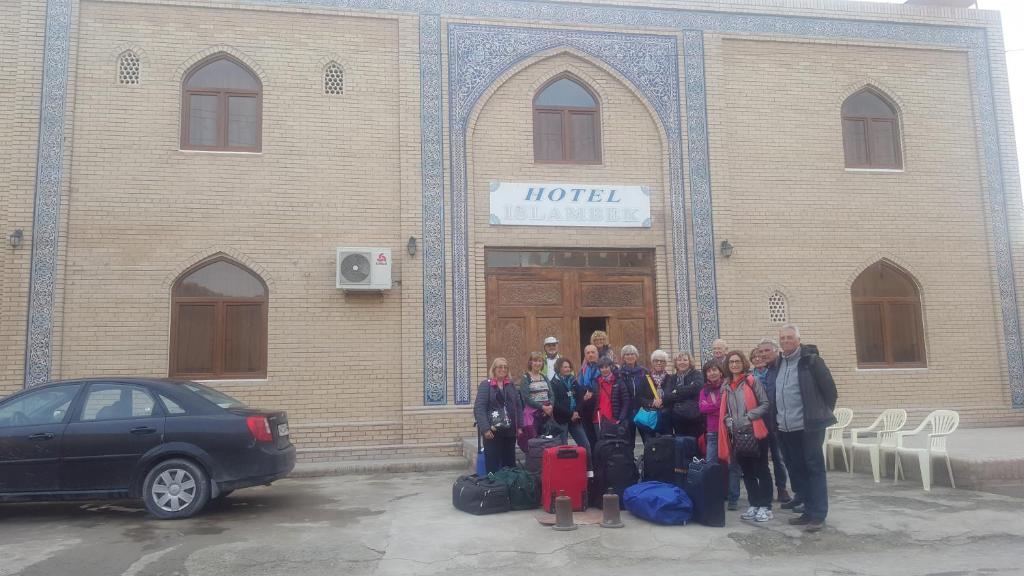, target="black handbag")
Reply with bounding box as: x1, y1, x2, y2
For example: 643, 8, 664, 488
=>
489, 406, 513, 435
731, 427, 760, 458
